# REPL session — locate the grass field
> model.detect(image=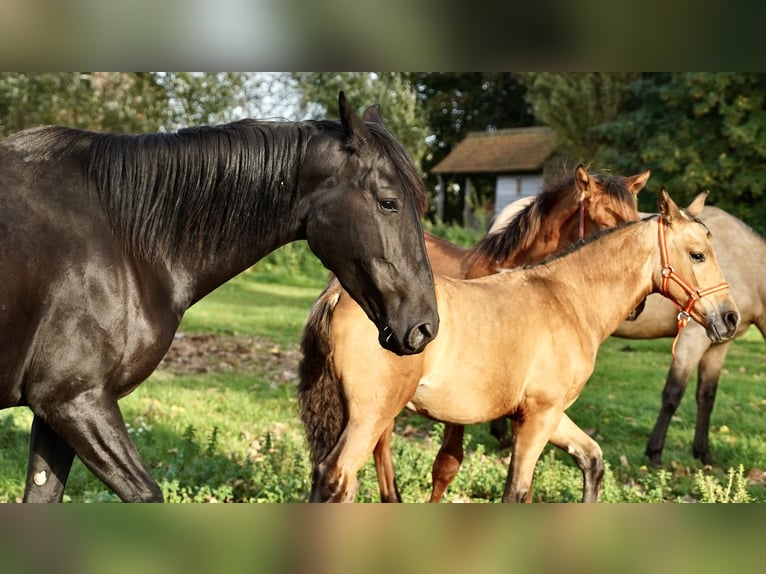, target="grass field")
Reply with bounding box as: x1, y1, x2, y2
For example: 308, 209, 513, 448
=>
1, 240, 764, 503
